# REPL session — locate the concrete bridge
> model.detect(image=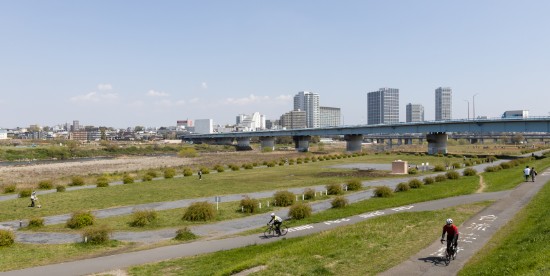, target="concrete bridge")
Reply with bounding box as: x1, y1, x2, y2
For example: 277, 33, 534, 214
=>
182, 117, 550, 154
